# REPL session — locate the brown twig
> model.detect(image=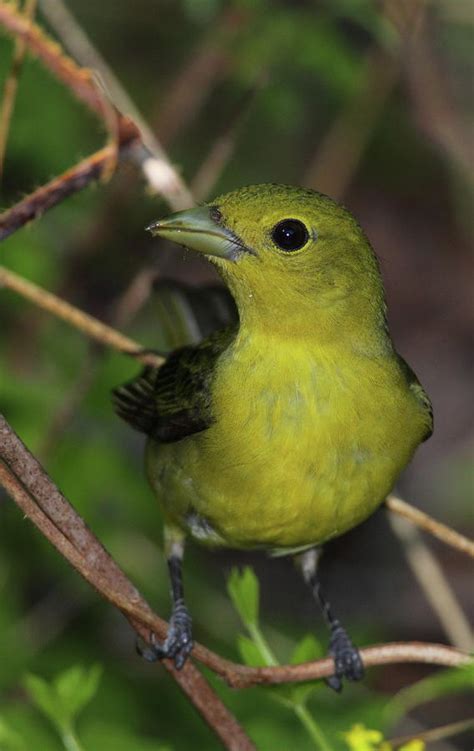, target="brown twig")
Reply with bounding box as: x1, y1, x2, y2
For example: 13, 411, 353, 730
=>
0, 415, 256, 751
0, 0, 37, 178
0, 266, 164, 367
386, 495, 474, 559
35, 0, 194, 209
0, 0, 124, 129
0, 137, 139, 242
388, 718, 474, 748
0, 416, 471, 699
0, 1, 193, 210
